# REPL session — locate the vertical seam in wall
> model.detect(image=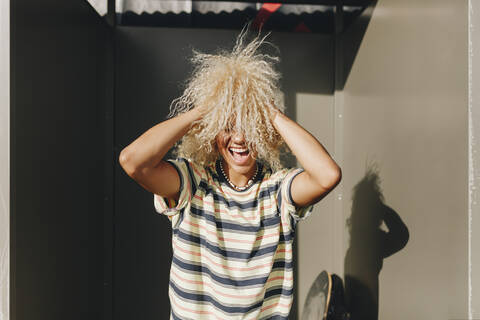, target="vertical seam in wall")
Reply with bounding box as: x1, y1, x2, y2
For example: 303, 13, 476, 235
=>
468, 0, 473, 318
111, 26, 117, 320
9, 0, 14, 318
334, 4, 345, 277
333, 76, 344, 273
333, 81, 345, 276
4, 0, 10, 318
